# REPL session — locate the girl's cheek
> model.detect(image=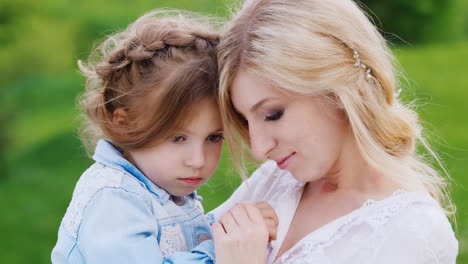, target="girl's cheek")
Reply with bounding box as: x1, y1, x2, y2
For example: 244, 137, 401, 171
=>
209, 144, 223, 160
